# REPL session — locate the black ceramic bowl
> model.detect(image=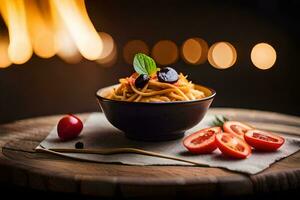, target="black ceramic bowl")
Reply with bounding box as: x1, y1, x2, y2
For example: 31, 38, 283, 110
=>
96, 84, 216, 141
